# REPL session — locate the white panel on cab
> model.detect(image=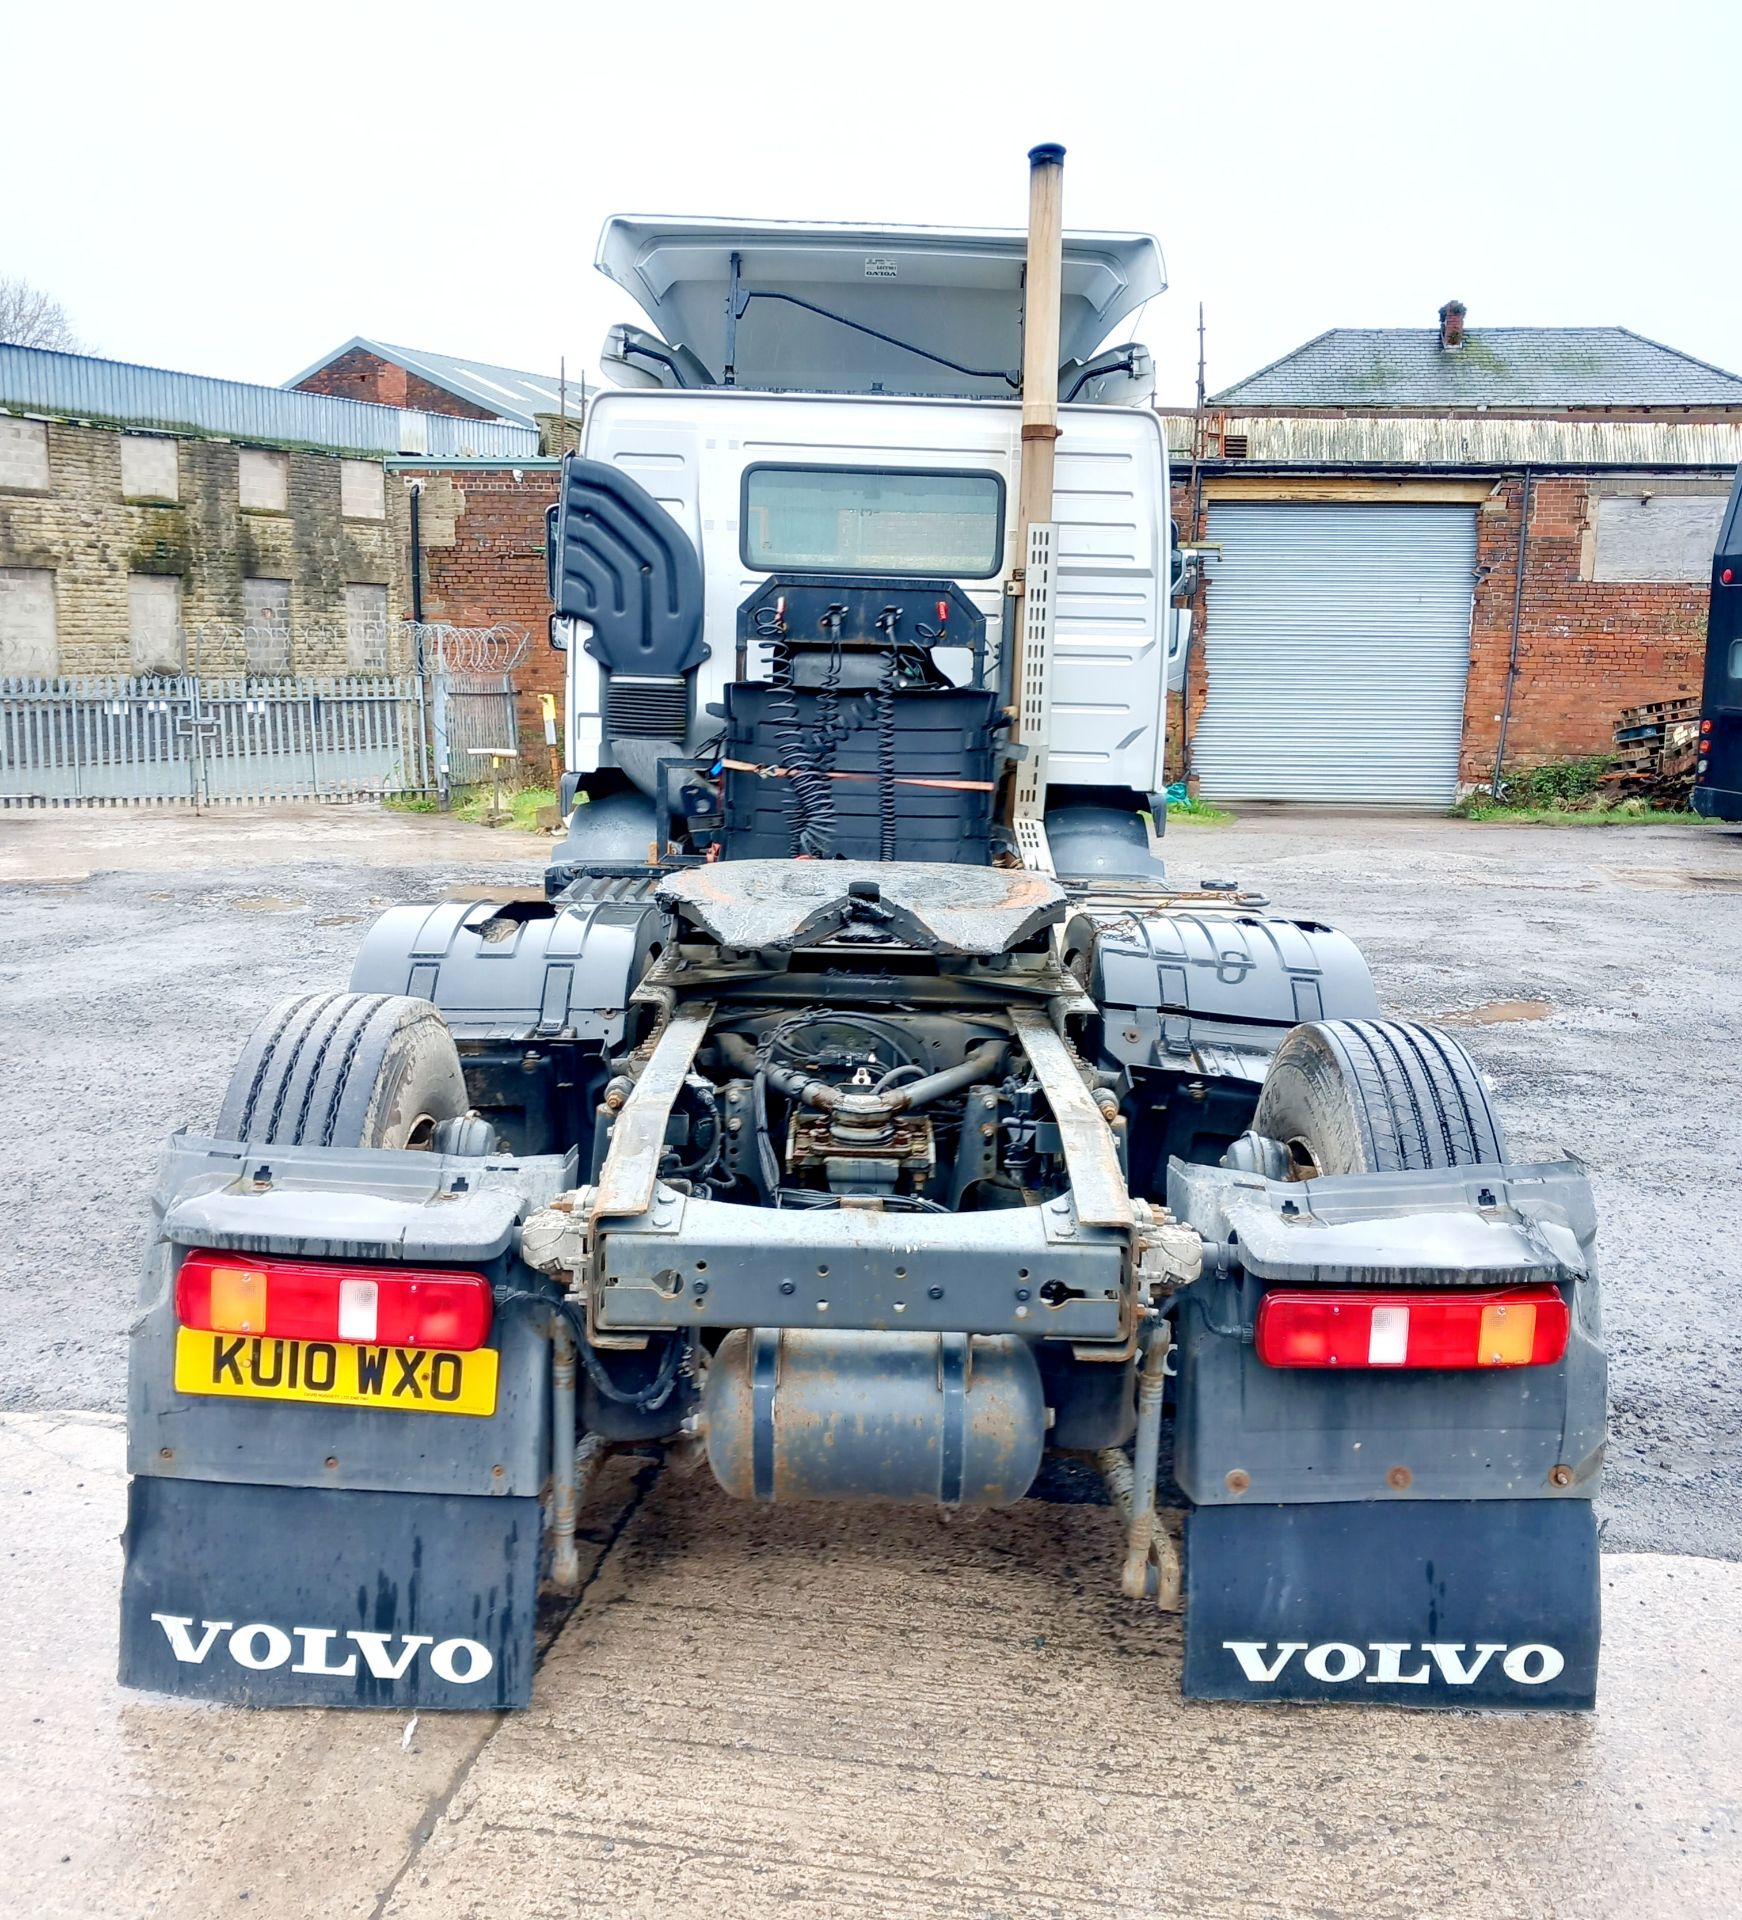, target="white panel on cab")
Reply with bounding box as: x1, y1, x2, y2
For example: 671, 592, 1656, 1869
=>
578, 389, 1168, 796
